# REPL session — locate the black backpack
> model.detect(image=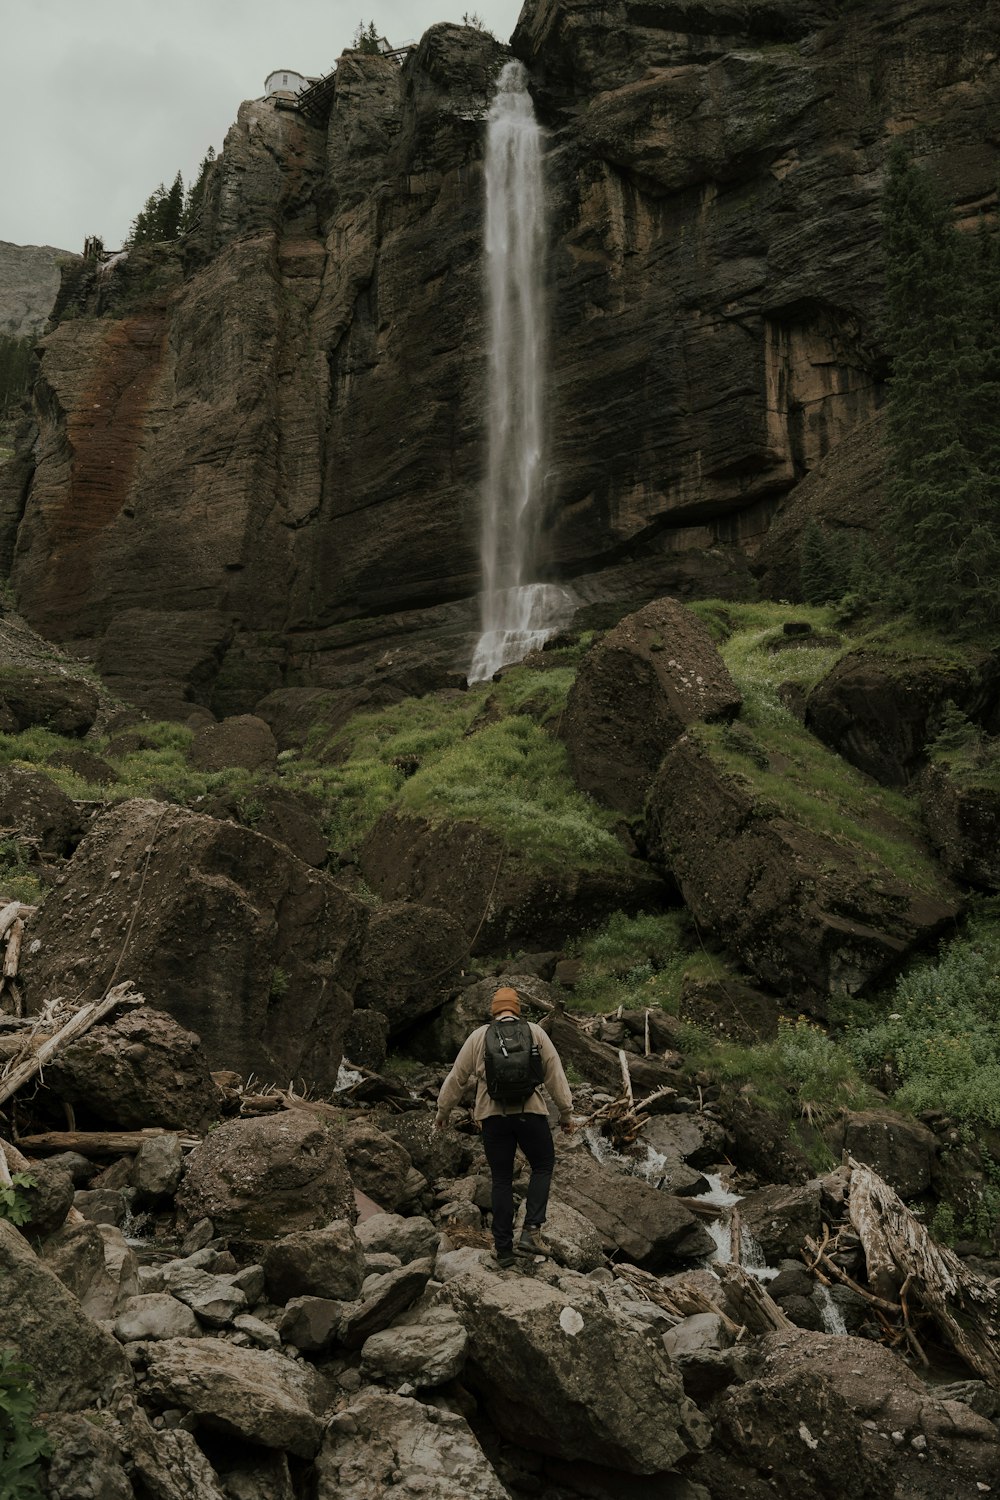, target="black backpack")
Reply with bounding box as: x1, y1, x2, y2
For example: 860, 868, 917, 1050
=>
484, 1019, 545, 1105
